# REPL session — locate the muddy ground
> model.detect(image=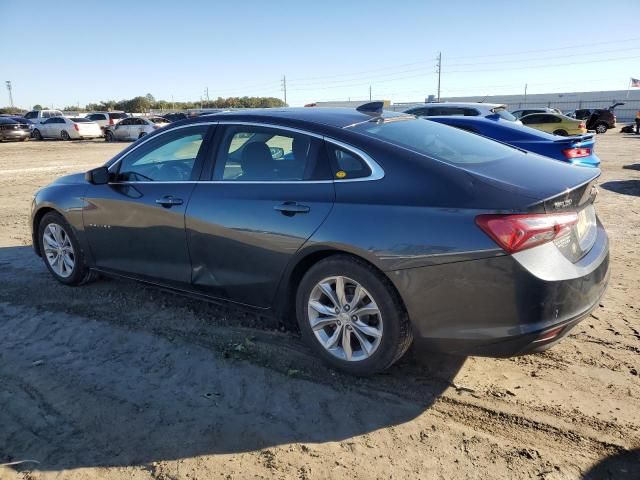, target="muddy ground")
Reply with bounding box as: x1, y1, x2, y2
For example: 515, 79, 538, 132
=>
0, 135, 638, 480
